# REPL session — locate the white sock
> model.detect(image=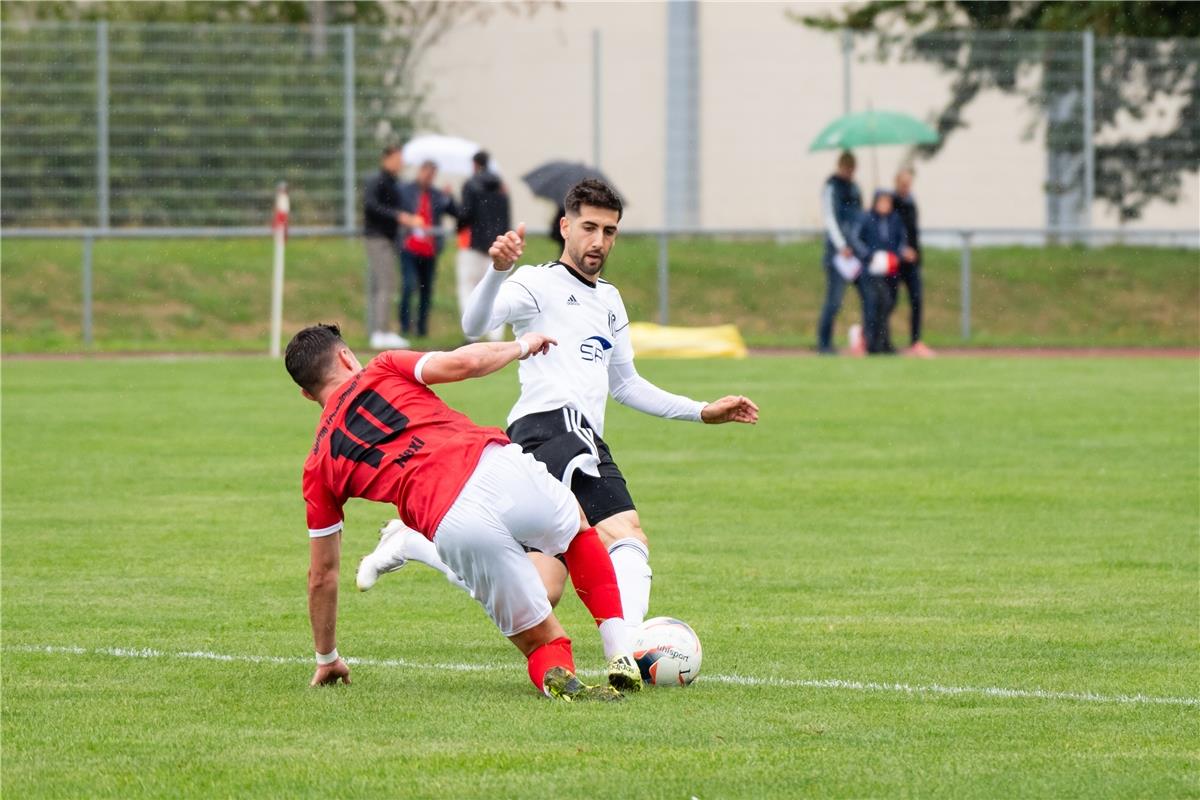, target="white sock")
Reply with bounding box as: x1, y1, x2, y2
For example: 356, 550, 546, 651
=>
607, 538, 652, 630
401, 528, 470, 593
598, 617, 632, 660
